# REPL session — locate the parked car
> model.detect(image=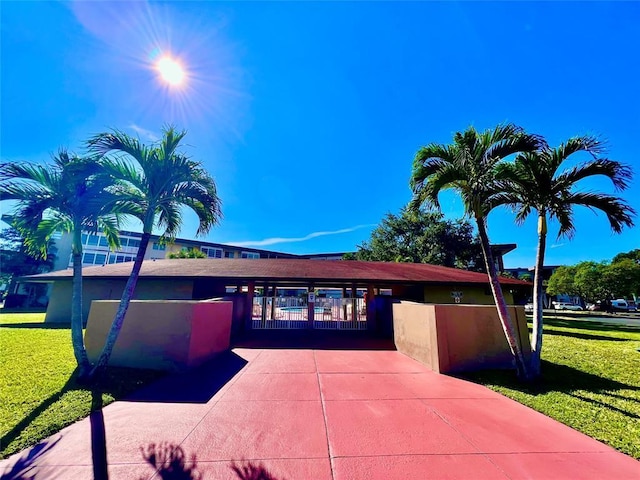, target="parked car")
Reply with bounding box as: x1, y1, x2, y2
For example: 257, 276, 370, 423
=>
626, 300, 637, 312
552, 301, 583, 311
524, 302, 534, 314
611, 299, 628, 311
587, 302, 602, 311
